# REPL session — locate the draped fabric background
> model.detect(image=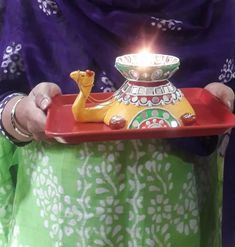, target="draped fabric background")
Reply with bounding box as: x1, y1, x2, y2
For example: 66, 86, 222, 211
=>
0, 0, 234, 96
0, 0, 5, 32
0, 0, 235, 246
